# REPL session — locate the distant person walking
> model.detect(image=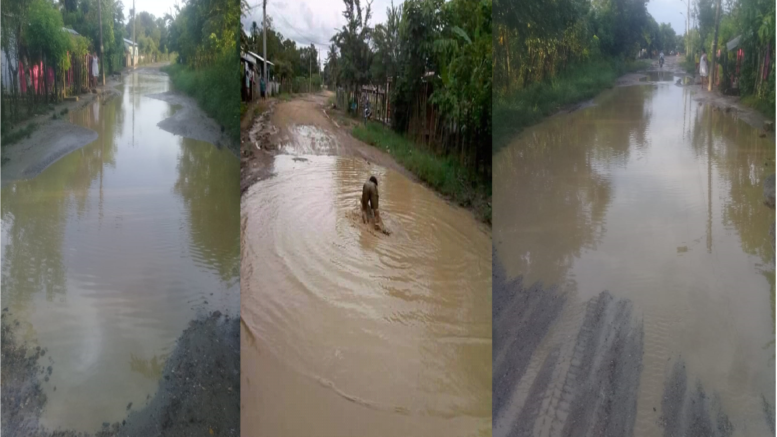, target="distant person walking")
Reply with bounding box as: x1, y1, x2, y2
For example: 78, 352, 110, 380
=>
260, 76, 266, 99
699, 50, 708, 88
